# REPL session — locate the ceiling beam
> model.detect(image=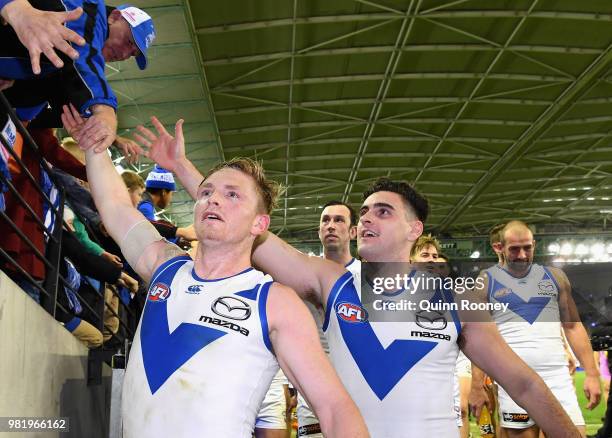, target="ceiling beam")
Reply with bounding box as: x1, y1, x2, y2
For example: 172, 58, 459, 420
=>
203, 44, 601, 66
211, 72, 568, 92
213, 96, 553, 117
196, 13, 397, 34
223, 135, 514, 153
425, 10, 612, 21
177, 0, 224, 161
437, 42, 612, 231
515, 130, 612, 208
348, 0, 457, 201
282, 0, 298, 232
415, 0, 542, 188
212, 18, 399, 90
420, 14, 575, 79
261, 151, 495, 164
